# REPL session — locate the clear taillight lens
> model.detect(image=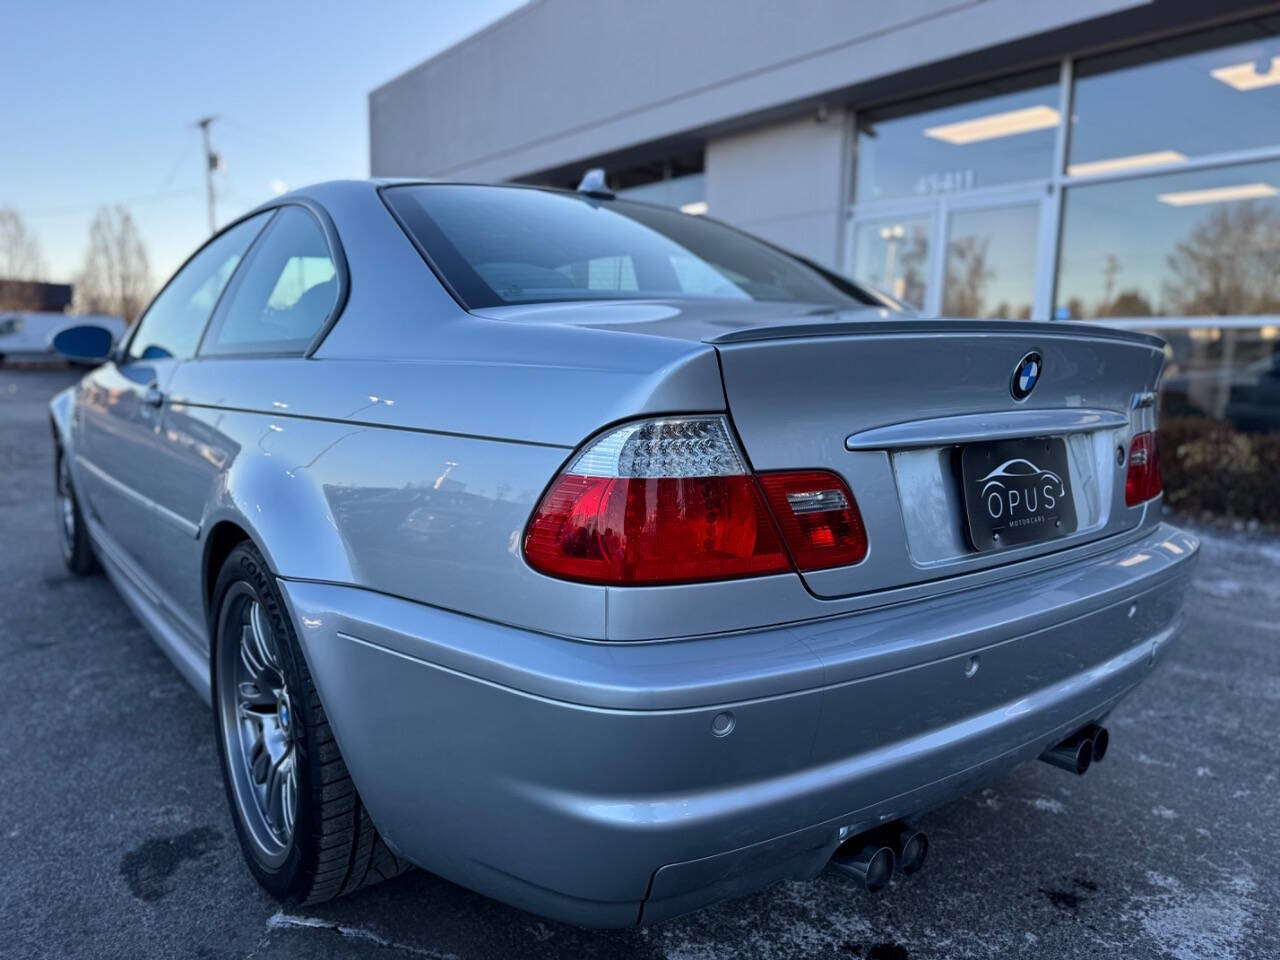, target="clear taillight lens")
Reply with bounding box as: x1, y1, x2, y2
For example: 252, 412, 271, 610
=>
1125, 432, 1163, 506
523, 416, 868, 585
524, 417, 790, 585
